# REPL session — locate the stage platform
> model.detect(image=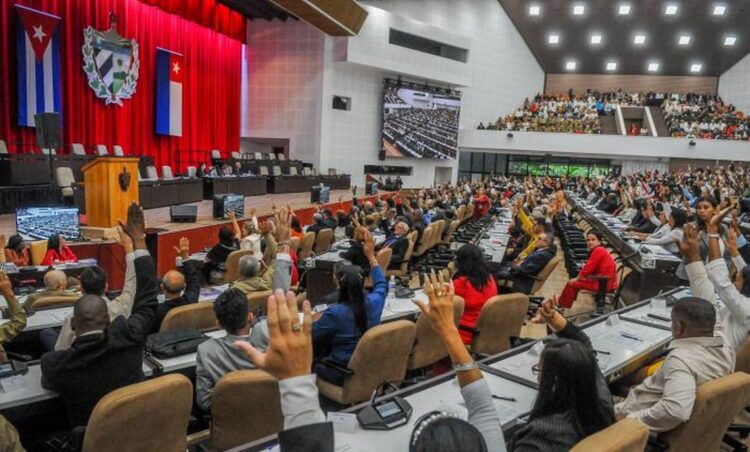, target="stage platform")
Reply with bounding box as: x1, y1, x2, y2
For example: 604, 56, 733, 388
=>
0, 188, 394, 290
